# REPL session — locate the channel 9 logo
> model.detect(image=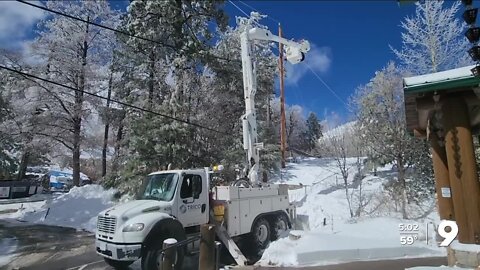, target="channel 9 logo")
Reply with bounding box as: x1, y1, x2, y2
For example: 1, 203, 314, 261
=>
438, 220, 458, 247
